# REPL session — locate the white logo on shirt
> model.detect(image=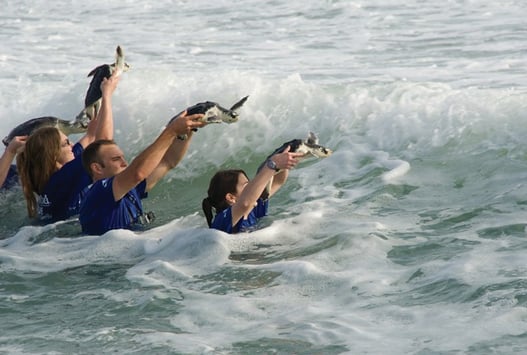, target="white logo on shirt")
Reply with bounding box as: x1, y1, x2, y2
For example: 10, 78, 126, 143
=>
39, 194, 51, 207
